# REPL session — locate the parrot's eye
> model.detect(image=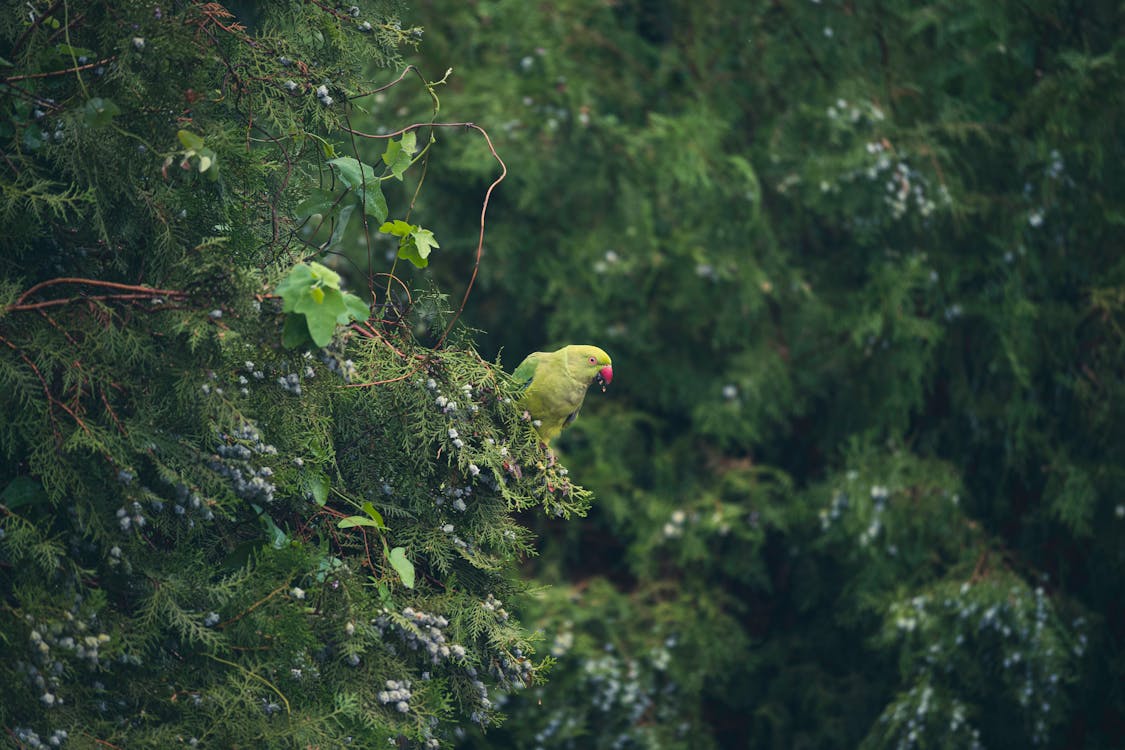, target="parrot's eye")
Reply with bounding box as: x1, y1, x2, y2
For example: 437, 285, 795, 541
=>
588, 356, 597, 364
